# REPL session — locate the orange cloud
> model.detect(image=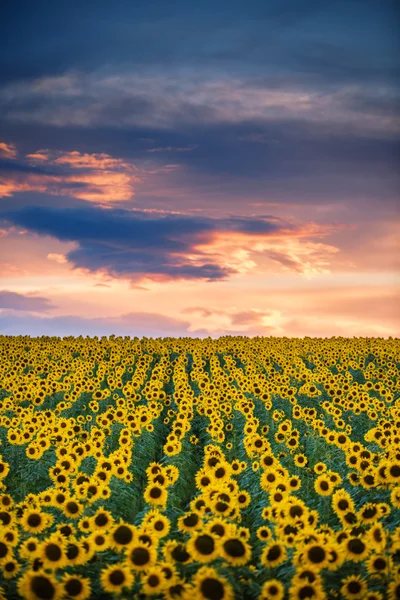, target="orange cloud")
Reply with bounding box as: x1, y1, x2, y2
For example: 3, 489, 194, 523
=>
0, 141, 17, 158
0, 145, 143, 203
191, 222, 347, 277
25, 151, 49, 161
